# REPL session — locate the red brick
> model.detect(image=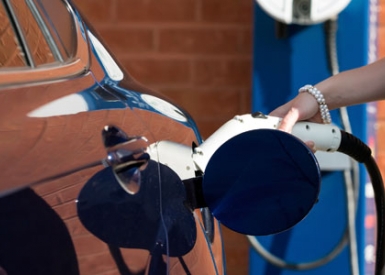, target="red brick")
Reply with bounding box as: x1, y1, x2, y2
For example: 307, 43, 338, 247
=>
73, 234, 108, 256
120, 249, 149, 272
375, 153, 385, 177
65, 217, 89, 236
194, 118, 233, 139
97, 28, 155, 54
201, 0, 253, 23
73, 0, 113, 23
193, 59, 252, 87
376, 121, 385, 154
98, 270, 120, 275
78, 250, 116, 275
53, 200, 78, 220
33, 167, 99, 197
42, 183, 82, 207
161, 87, 241, 118
238, 28, 253, 54
115, 0, 196, 22
378, 26, 385, 58
379, 4, 385, 25
34, 179, 75, 197
159, 28, 250, 55
377, 100, 385, 119
121, 59, 191, 85
93, 270, 120, 275
221, 226, 250, 275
